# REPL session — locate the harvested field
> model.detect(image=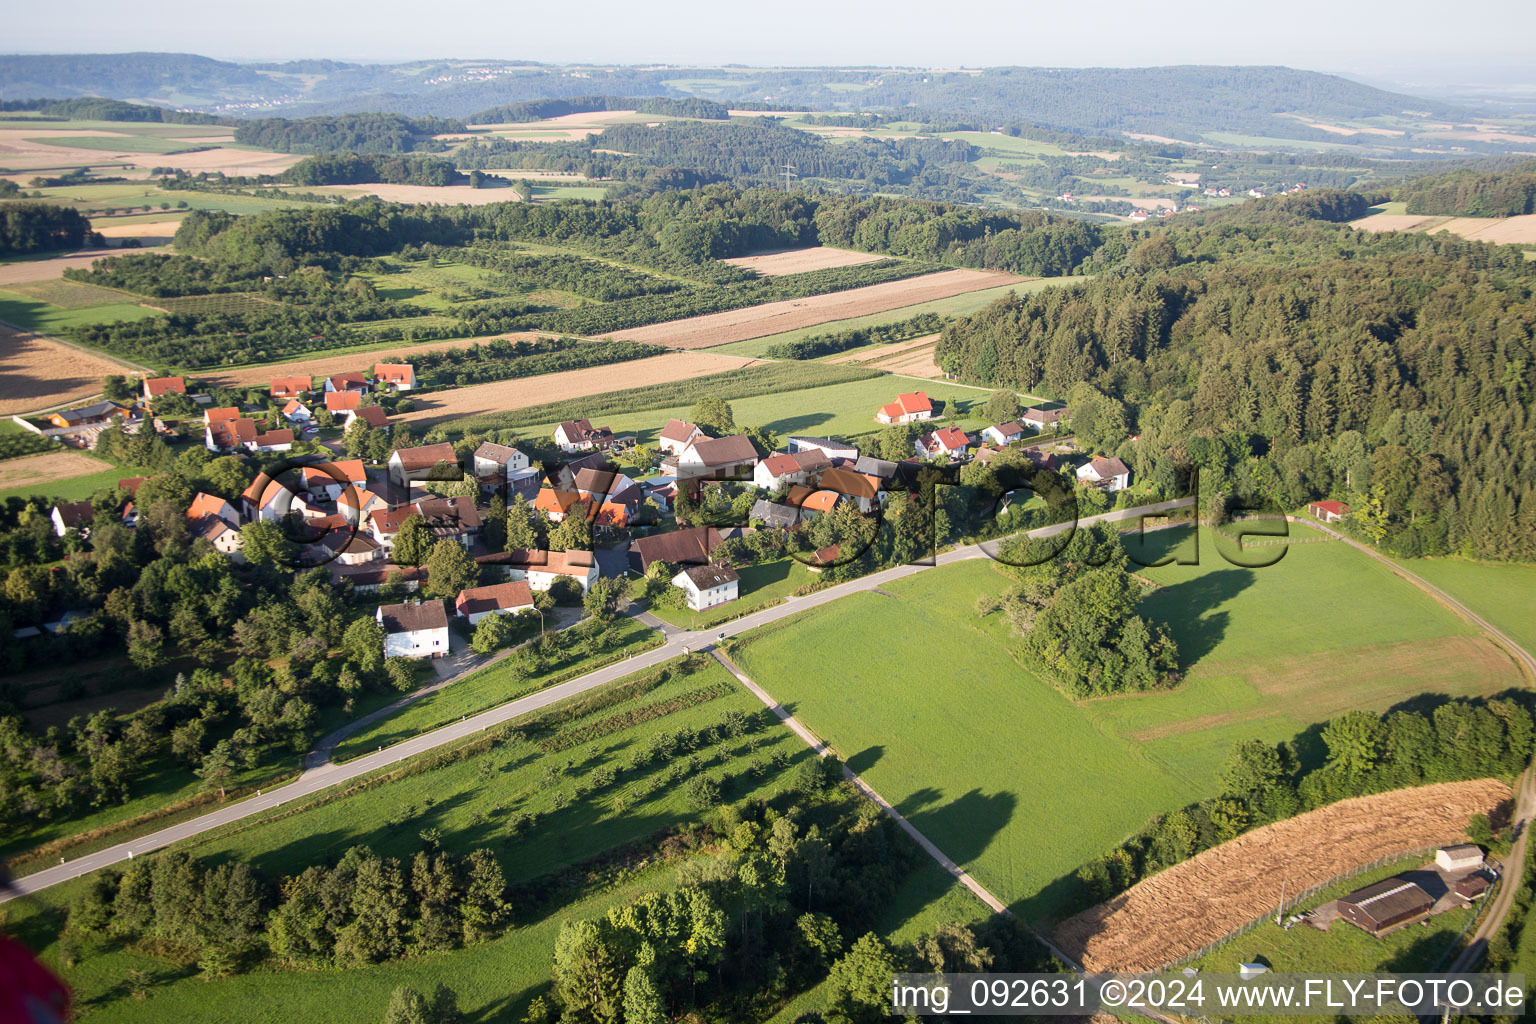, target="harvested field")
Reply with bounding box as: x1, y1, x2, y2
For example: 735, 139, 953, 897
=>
609, 269, 1026, 349
199, 332, 549, 389
301, 183, 523, 206
829, 334, 945, 377
93, 219, 183, 241
1053, 778, 1512, 972
1462, 214, 1536, 244
828, 334, 939, 365
722, 246, 886, 276
394, 351, 759, 426
125, 147, 302, 177
874, 346, 944, 378
3, 279, 139, 309
0, 450, 115, 490
0, 324, 134, 414
1350, 213, 1445, 233
0, 251, 123, 287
